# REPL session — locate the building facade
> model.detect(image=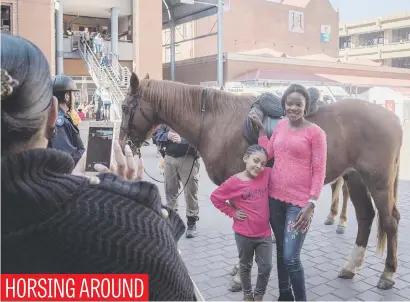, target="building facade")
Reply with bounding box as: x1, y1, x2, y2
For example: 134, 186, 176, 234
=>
339, 12, 410, 69
1, 0, 163, 79
163, 0, 339, 62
